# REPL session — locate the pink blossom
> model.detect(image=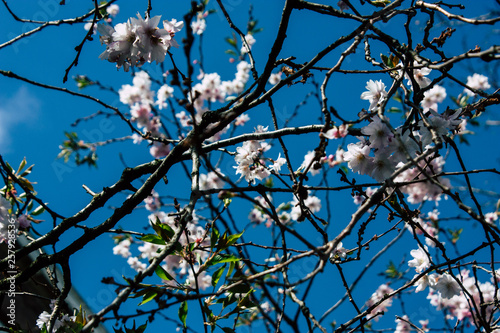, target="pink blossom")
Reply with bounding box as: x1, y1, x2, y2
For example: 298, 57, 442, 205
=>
343, 142, 373, 176
321, 124, 348, 140
268, 72, 282, 85
365, 284, 394, 321
150, 143, 171, 158
235, 114, 250, 126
